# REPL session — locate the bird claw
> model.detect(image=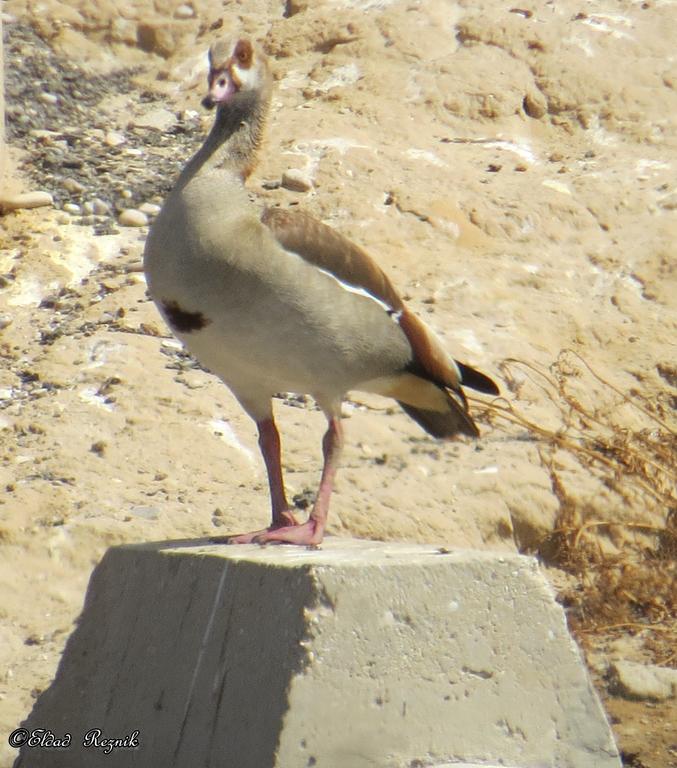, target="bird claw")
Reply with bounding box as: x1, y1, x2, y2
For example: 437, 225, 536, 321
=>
251, 519, 323, 546
212, 517, 323, 546
210, 509, 325, 546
